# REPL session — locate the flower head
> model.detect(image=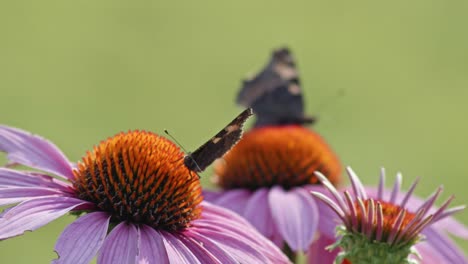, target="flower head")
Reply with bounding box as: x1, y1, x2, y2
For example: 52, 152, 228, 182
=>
213, 125, 341, 189
206, 47, 343, 256
311, 167, 468, 264
205, 125, 341, 253
0, 125, 289, 264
